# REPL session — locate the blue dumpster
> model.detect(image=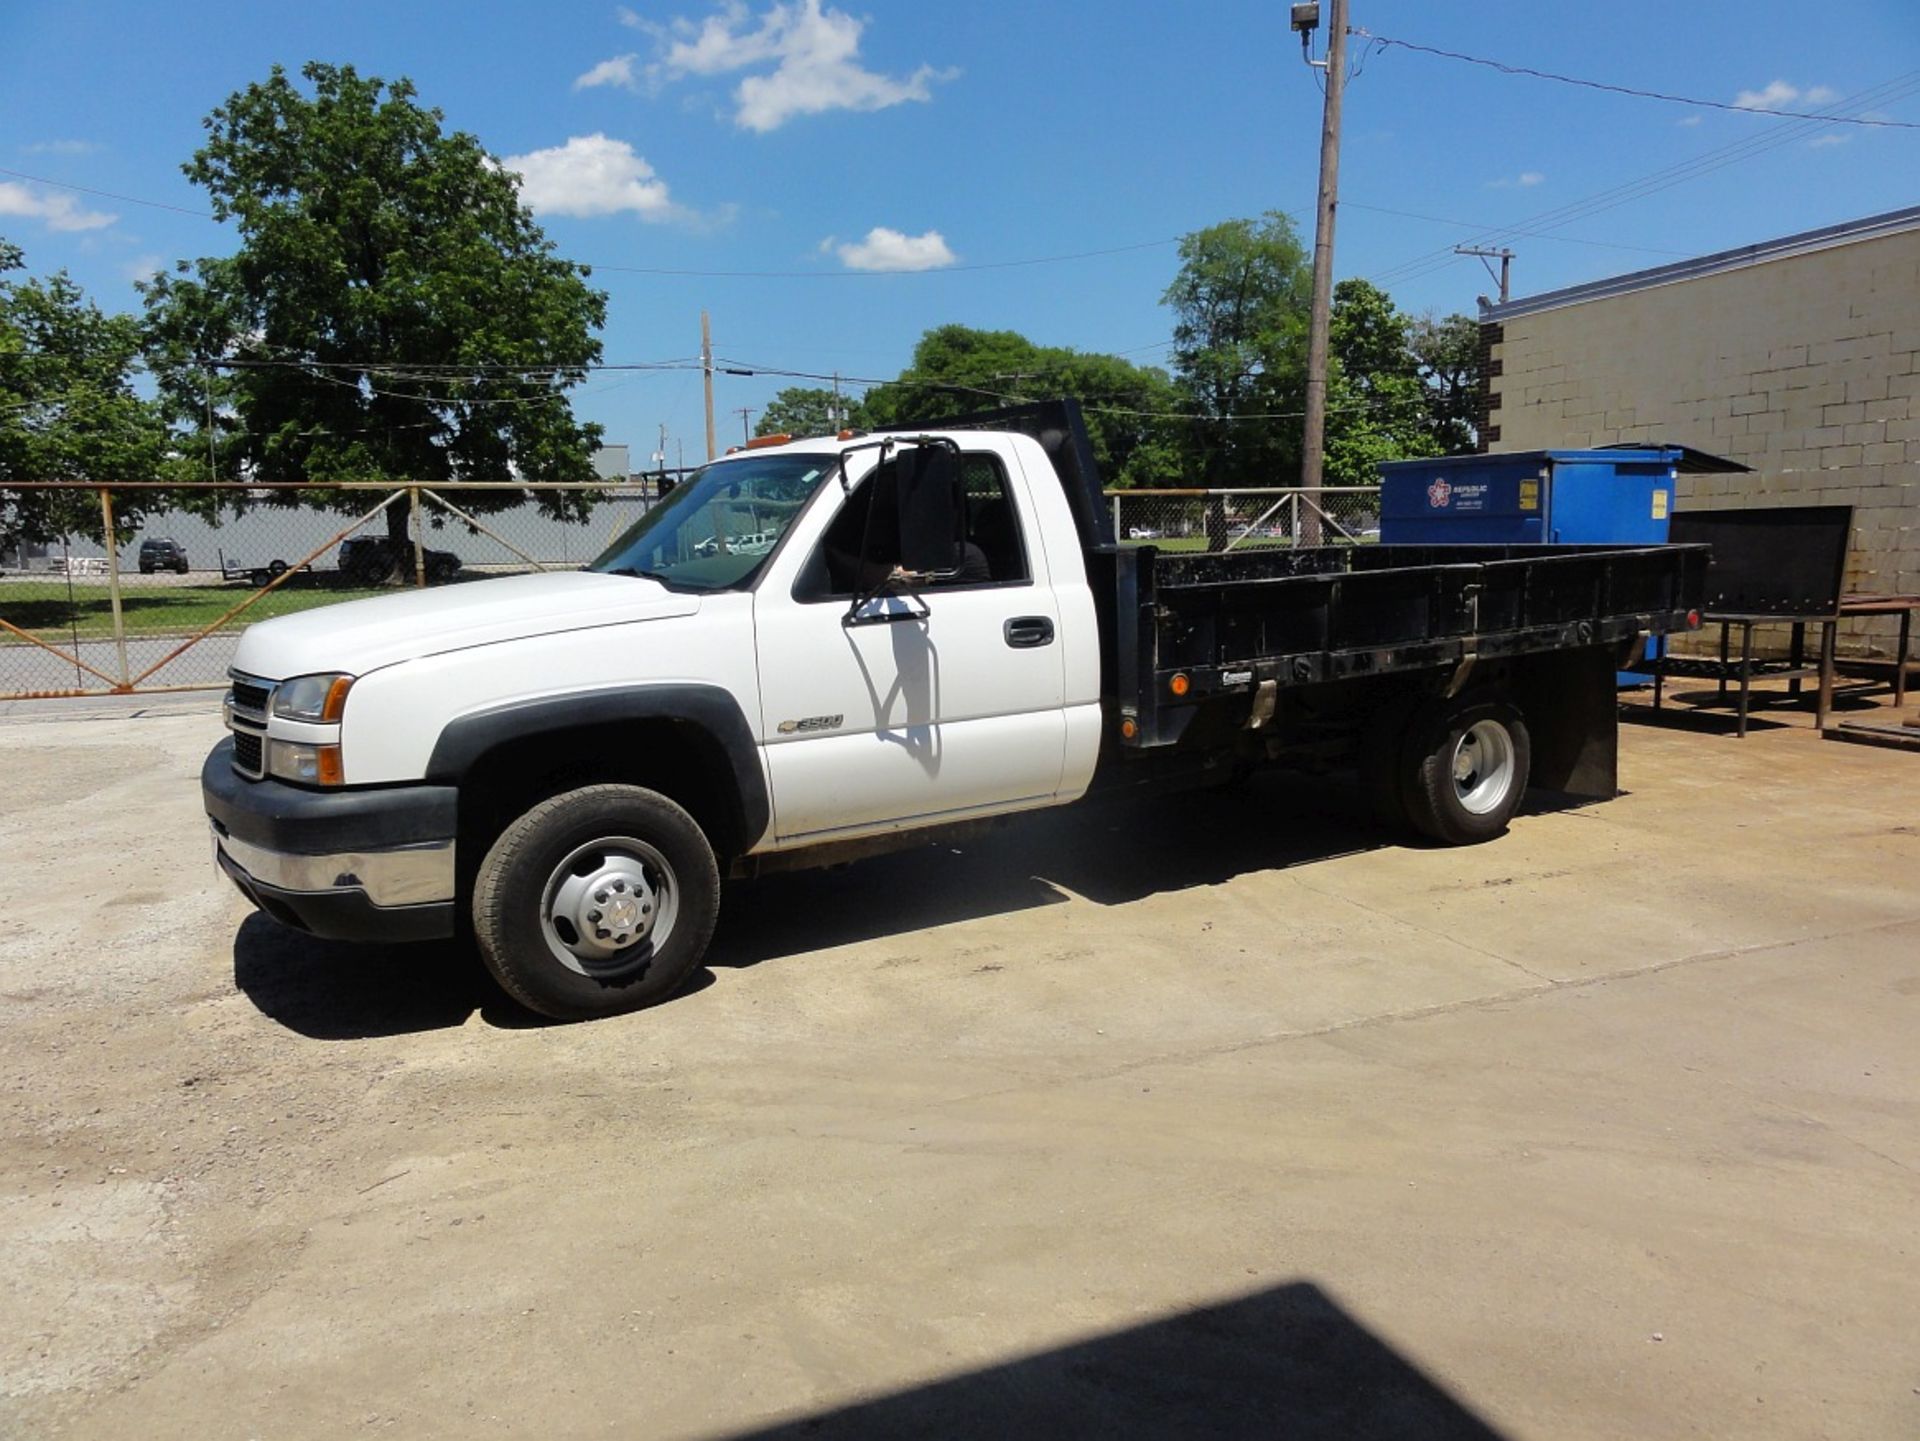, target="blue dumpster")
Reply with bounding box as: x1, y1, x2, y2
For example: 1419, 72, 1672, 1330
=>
1378, 446, 1749, 682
